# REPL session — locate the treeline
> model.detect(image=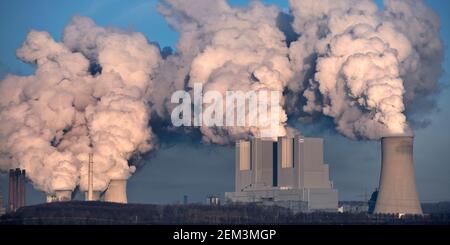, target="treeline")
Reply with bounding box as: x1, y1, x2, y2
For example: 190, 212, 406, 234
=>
1, 201, 449, 225
422, 202, 450, 214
